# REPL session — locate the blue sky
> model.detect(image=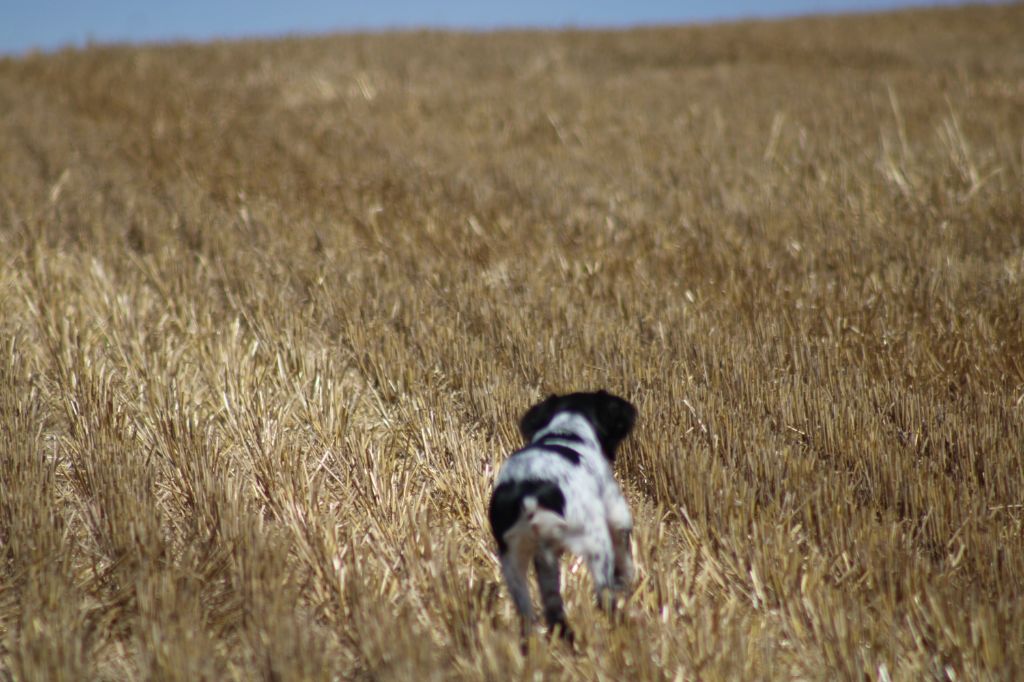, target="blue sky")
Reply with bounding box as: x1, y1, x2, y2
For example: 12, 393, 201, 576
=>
2, 1, 979, 55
